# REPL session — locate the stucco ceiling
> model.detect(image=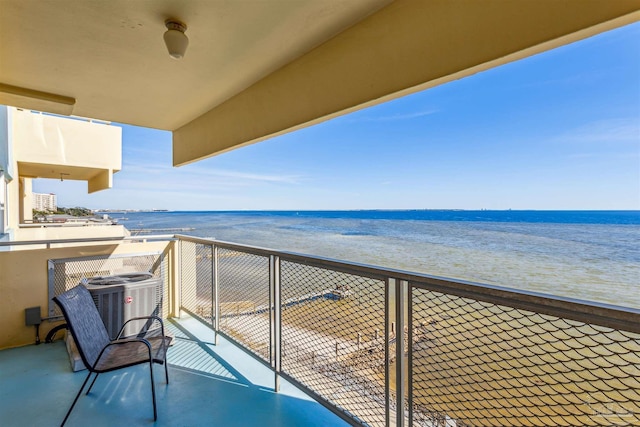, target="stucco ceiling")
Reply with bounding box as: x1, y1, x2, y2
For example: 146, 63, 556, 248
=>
1, 0, 638, 166
0, 0, 390, 130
